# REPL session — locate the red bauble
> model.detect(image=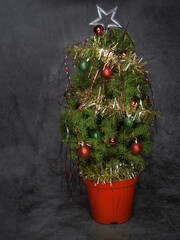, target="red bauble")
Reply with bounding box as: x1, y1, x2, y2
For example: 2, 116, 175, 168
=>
120, 50, 127, 57
102, 66, 113, 78
131, 99, 137, 108
75, 103, 83, 111
78, 105, 82, 111
93, 25, 104, 35
78, 146, 91, 158
109, 137, 118, 146
131, 142, 143, 154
